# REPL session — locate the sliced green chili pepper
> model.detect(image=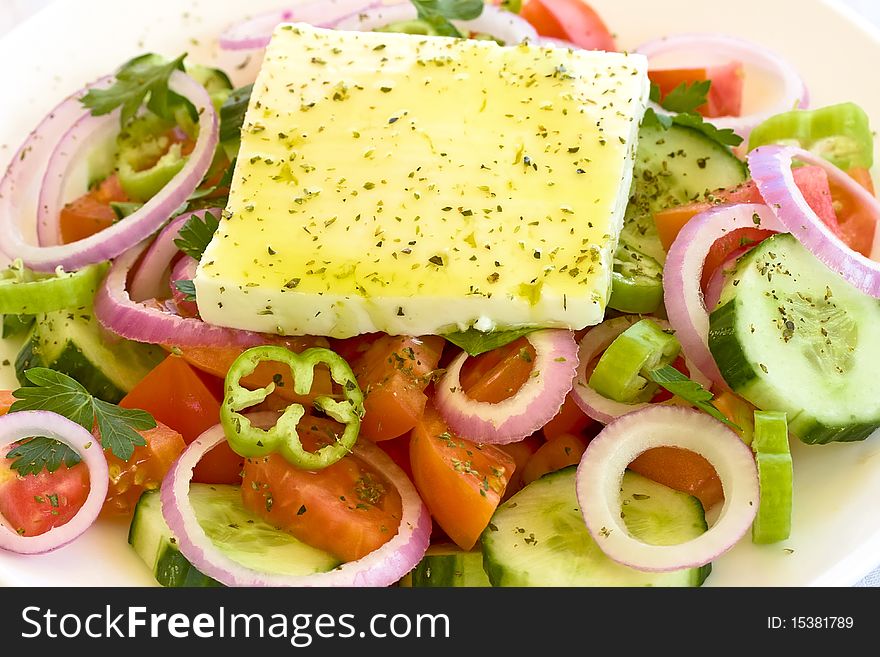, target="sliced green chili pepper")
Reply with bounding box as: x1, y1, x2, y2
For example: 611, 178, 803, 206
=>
0, 260, 107, 315
609, 242, 664, 314
221, 345, 364, 471
748, 102, 874, 171
116, 113, 187, 202
751, 411, 792, 545
589, 319, 681, 403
